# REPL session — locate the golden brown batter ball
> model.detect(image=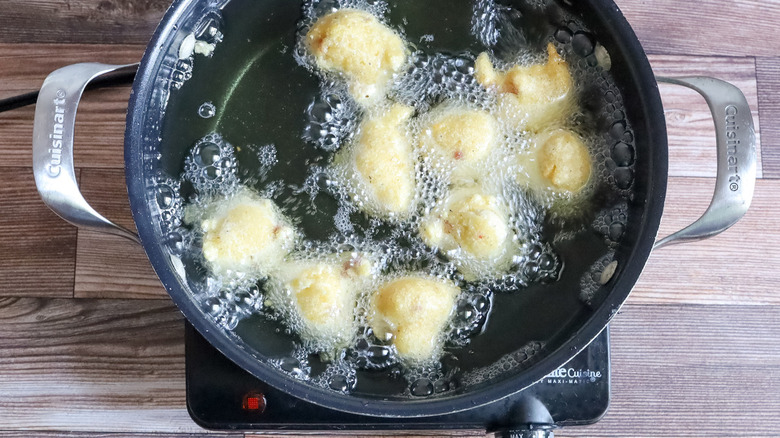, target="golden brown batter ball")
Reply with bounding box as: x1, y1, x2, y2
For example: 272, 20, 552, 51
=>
369, 276, 460, 362
198, 189, 297, 276
476, 43, 575, 132
517, 129, 592, 194
419, 186, 515, 281
275, 254, 373, 346
306, 9, 408, 106
419, 105, 500, 182
338, 103, 417, 219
